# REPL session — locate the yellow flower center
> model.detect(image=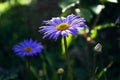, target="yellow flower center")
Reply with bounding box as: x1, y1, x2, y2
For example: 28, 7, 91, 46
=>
56, 23, 69, 30
24, 47, 32, 52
